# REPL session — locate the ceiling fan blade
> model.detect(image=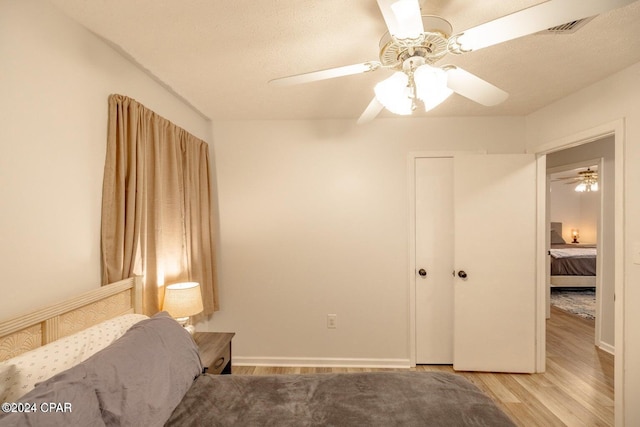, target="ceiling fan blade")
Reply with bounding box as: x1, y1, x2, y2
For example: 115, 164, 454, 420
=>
377, 0, 424, 39
357, 97, 385, 125
445, 66, 509, 106
269, 62, 380, 86
455, 0, 637, 52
